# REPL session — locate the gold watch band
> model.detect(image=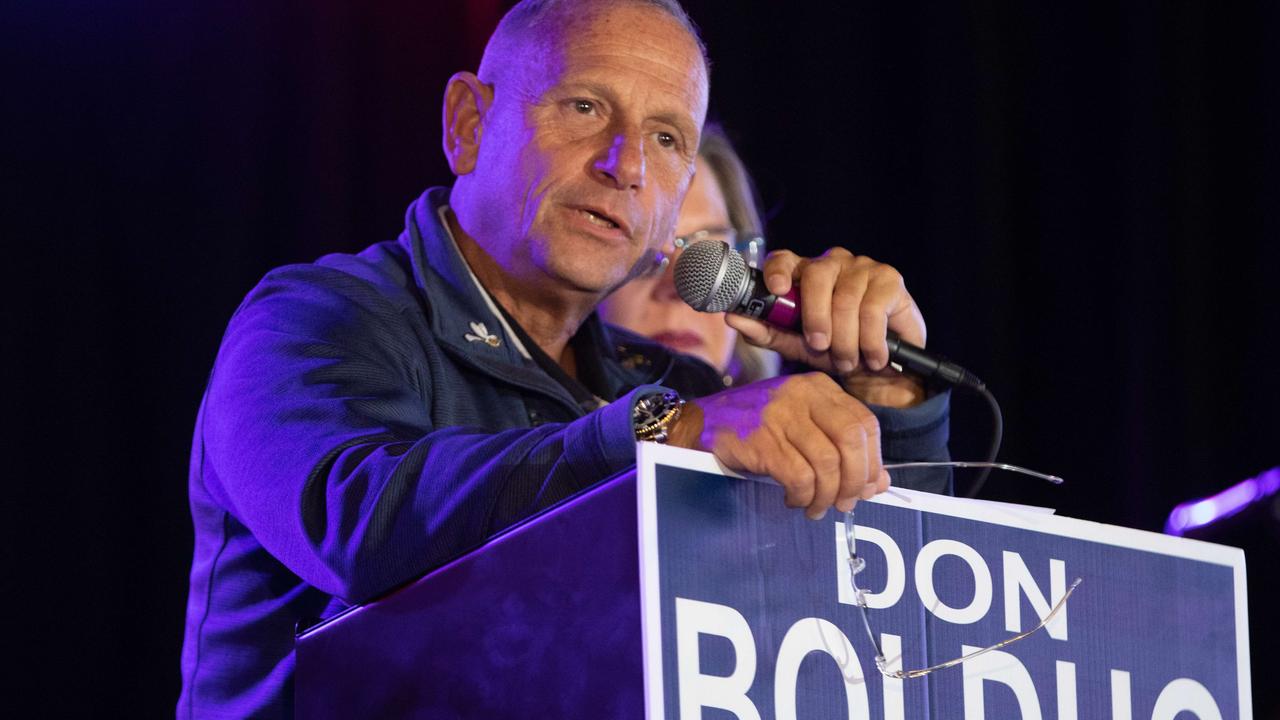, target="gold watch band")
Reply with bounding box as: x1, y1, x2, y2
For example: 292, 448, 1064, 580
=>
633, 391, 685, 444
